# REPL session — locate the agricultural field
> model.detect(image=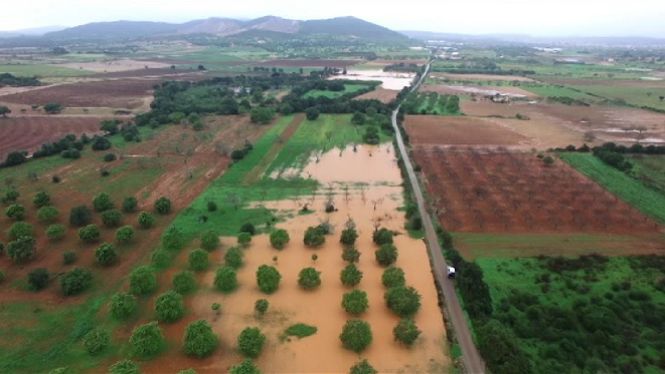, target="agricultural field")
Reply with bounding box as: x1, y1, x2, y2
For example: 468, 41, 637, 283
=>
402, 92, 460, 115
303, 83, 370, 99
